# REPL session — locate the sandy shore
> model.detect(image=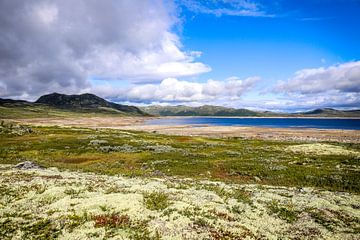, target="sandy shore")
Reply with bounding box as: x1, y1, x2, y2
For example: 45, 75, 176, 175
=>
10, 116, 360, 143
121, 124, 360, 143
